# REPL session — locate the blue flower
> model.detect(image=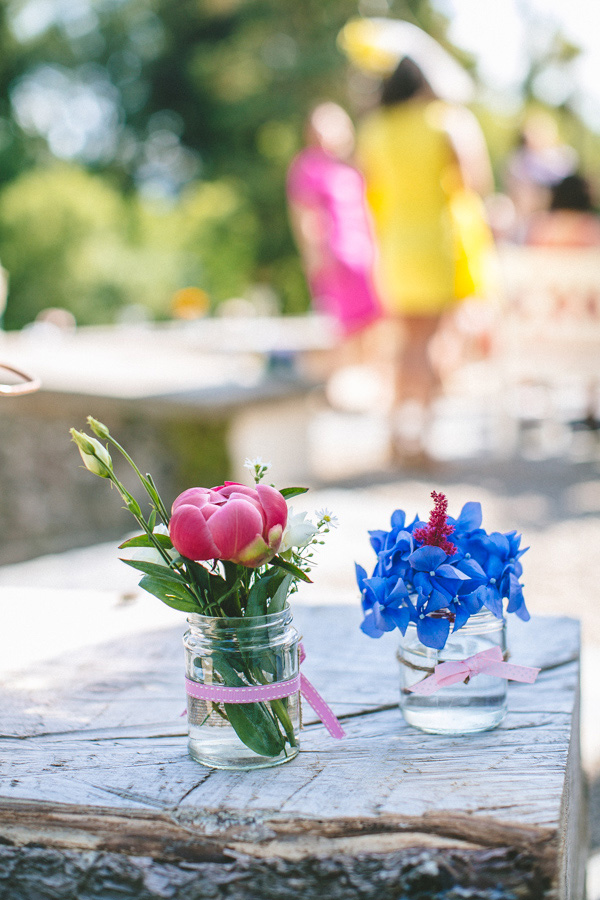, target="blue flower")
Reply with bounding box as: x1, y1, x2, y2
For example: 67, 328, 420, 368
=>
451, 501, 483, 535
368, 529, 391, 556
505, 570, 530, 620
356, 500, 529, 650
414, 589, 451, 649
407, 545, 470, 598
356, 564, 412, 638
468, 531, 530, 620
369, 509, 421, 581
373, 529, 415, 580
448, 589, 483, 631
